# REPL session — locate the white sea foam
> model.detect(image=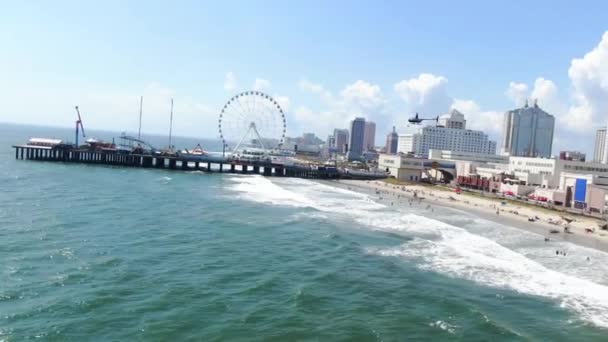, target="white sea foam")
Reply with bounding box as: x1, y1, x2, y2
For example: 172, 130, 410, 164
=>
367, 217, 608, 328
227, 176, 608, 327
